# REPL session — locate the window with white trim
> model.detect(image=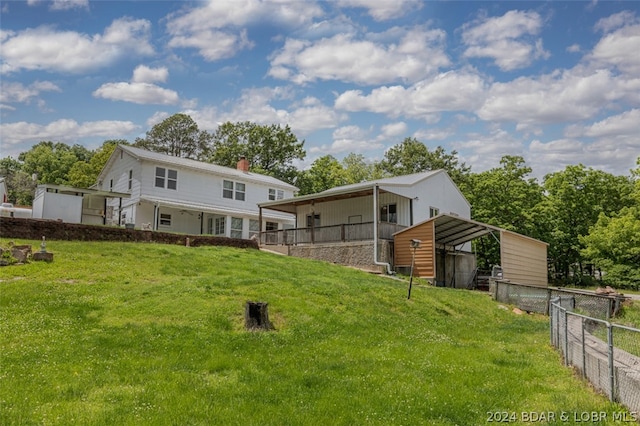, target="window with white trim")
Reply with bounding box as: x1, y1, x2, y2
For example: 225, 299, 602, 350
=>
223, 180, 234, 199
235, 182, 245, 201
231, 217, 243, 239
223, 180, 245, 201
155, 167, 177, 190
214, 217, 225, 235
128, 170, 133, 191
268, 188, 284, 200
167, 169, 177, 190
380, 204, 397, 223
159, 213, 172, 226
429, 207, 440, 218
